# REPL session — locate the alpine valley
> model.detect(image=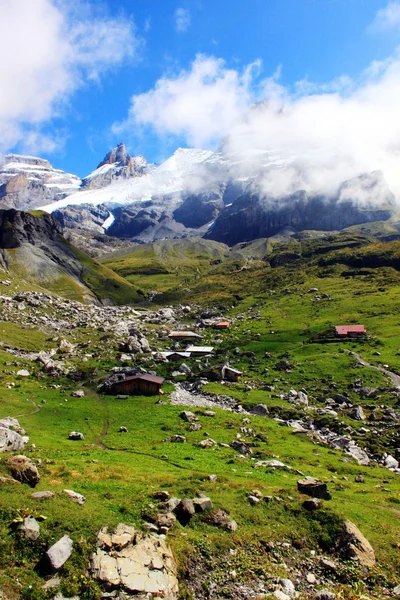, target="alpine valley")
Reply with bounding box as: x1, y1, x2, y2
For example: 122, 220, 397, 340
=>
0, 142, 400, 600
